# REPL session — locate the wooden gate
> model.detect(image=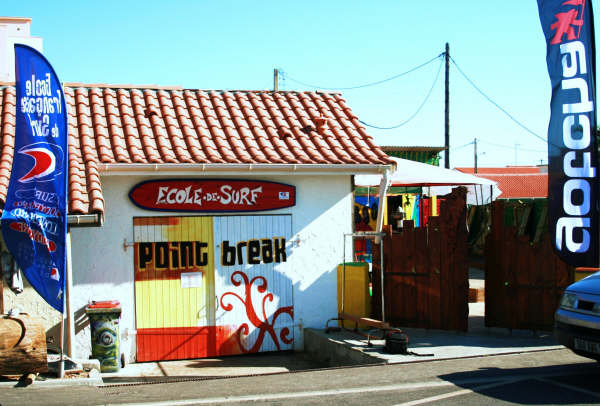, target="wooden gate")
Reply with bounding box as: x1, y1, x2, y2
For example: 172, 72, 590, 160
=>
134, 215, 293, 362
485, 200, 573, 331
372, 188, 469, 331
